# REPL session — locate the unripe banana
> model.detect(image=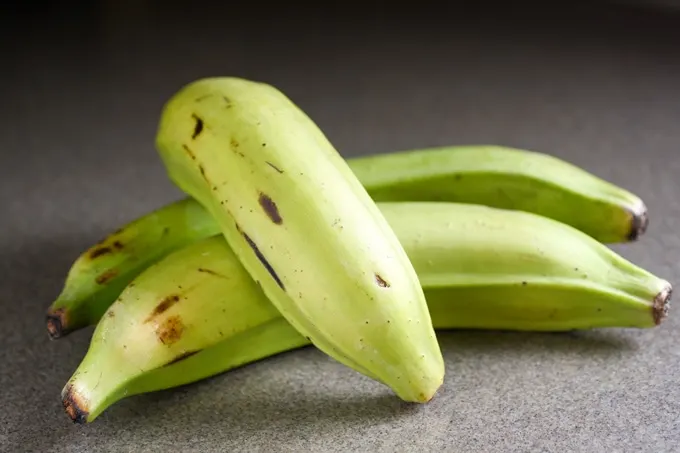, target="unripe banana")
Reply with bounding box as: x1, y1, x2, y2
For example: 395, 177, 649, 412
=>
154, 77, 444, 402
351, 145, 648, 244
46, 198, 219, 339
47, 145, 648, 338
62, 202, 671, 424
